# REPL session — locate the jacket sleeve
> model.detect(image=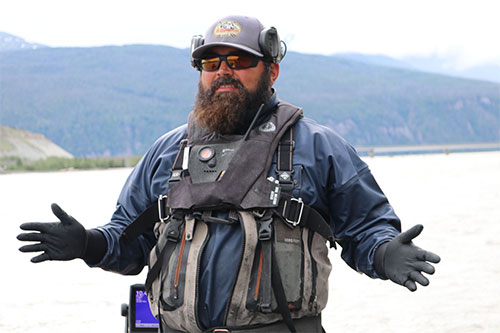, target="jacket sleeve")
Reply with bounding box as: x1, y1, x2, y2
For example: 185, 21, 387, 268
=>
88, 125, 187, 275
326, 135, 401, 278
295, 118, 401, 279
